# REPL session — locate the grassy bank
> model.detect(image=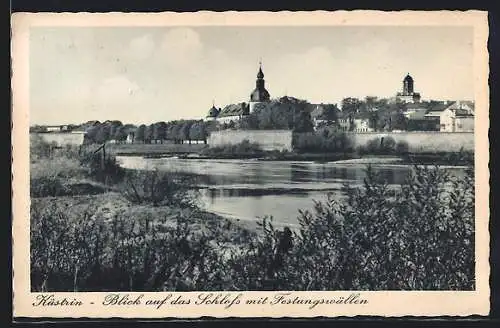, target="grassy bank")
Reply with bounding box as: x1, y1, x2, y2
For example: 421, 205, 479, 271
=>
197, 139, 358, 162
402, 151, 474, 166
103, 143, 207, 156
31, 135, 475, 291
